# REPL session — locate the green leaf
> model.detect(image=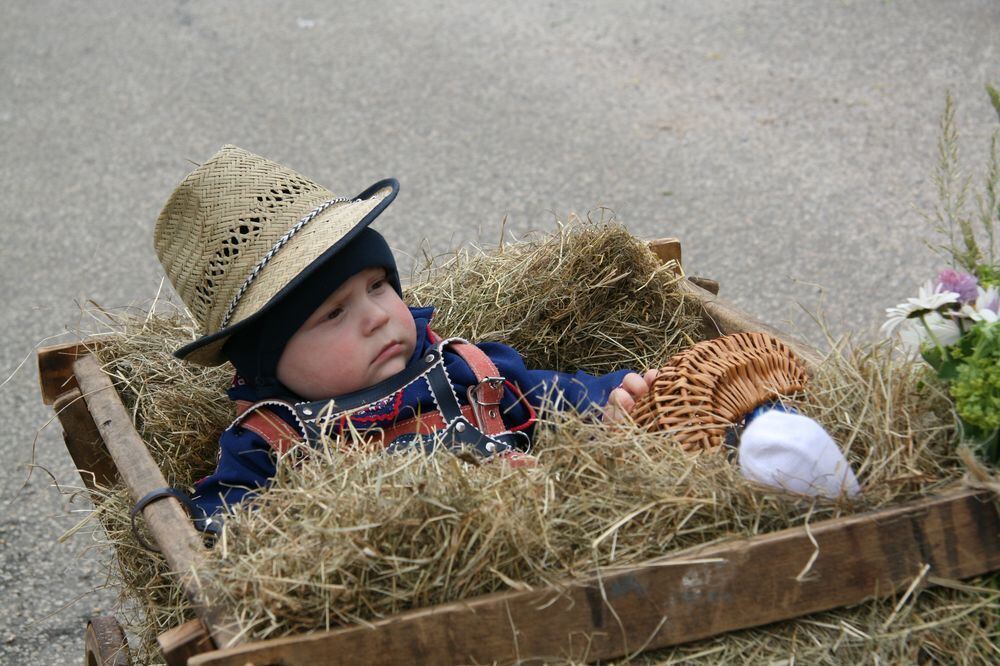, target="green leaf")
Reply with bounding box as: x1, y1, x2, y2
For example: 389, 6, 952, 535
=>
937, 358, 962, 381
976, 263, 1000, 288
988, 84, 1000, 123
921, 345, 945, 372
